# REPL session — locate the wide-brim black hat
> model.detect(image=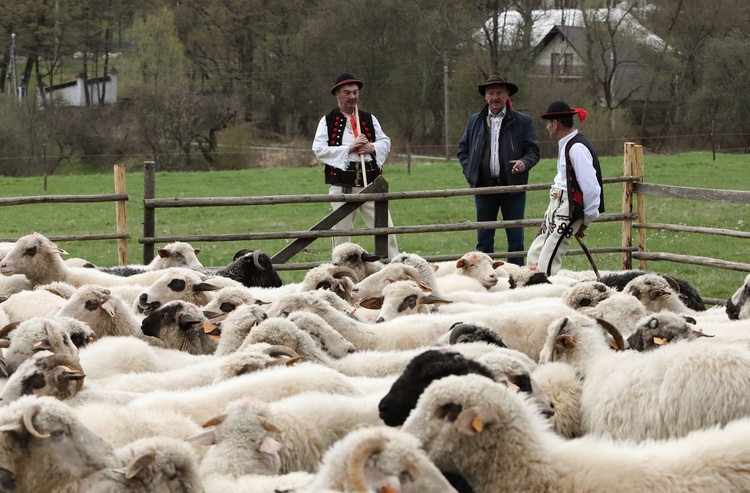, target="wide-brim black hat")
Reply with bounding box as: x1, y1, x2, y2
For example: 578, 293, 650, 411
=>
478, 75, 518, 96
331, 73, 363, 95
